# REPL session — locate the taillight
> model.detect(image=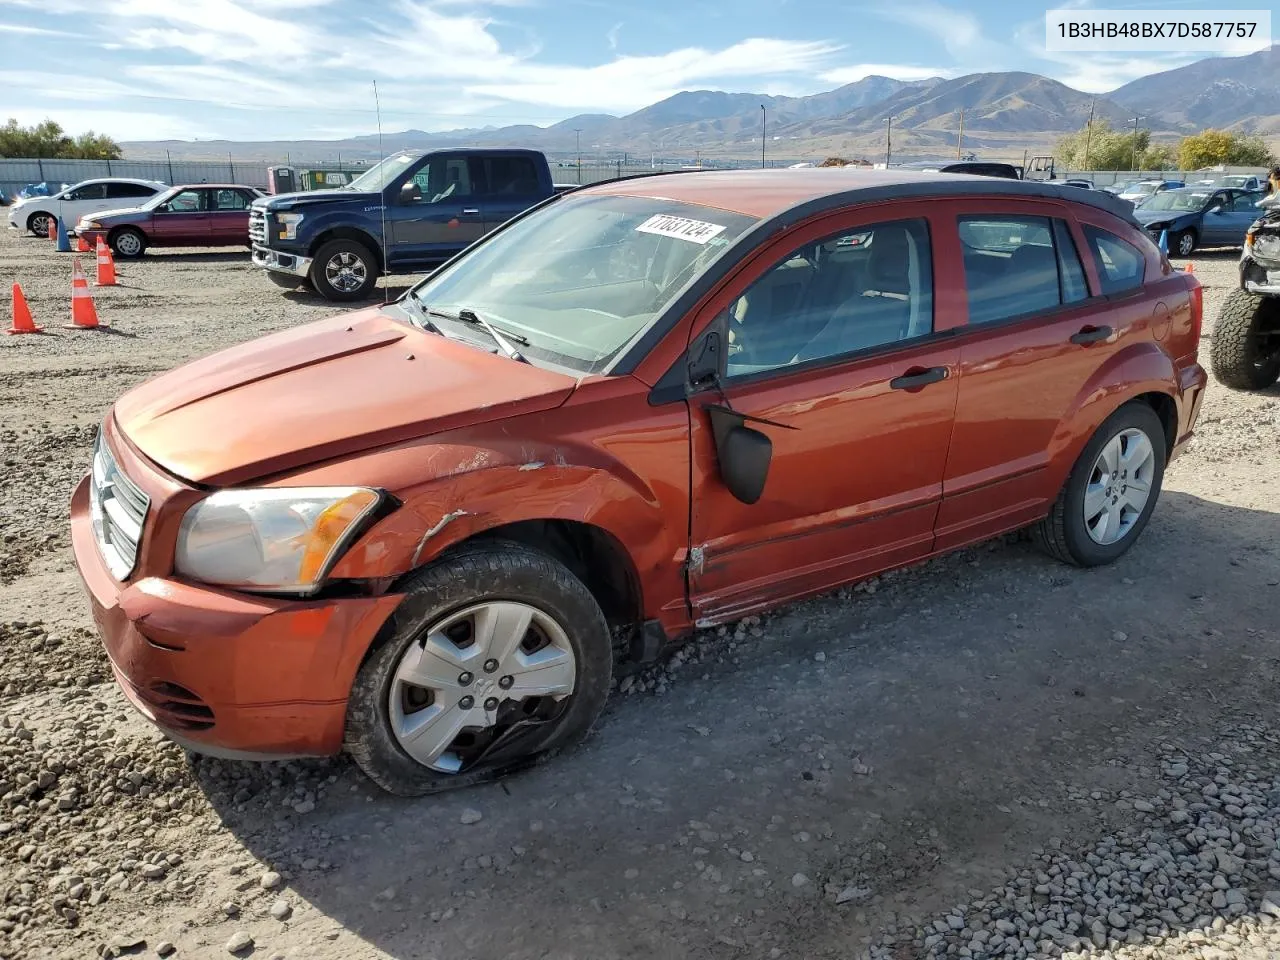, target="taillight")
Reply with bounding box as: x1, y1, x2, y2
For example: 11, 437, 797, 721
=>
1187, 273, 1203, 345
